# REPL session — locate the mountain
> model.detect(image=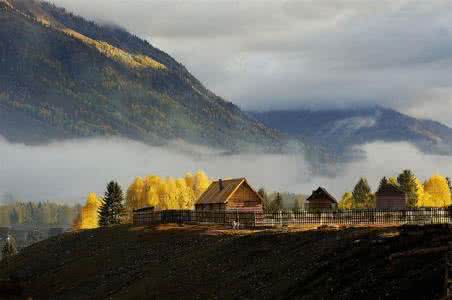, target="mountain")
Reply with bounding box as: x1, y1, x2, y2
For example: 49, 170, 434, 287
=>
250, 106, 452, 157
0, 0, 281, 150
